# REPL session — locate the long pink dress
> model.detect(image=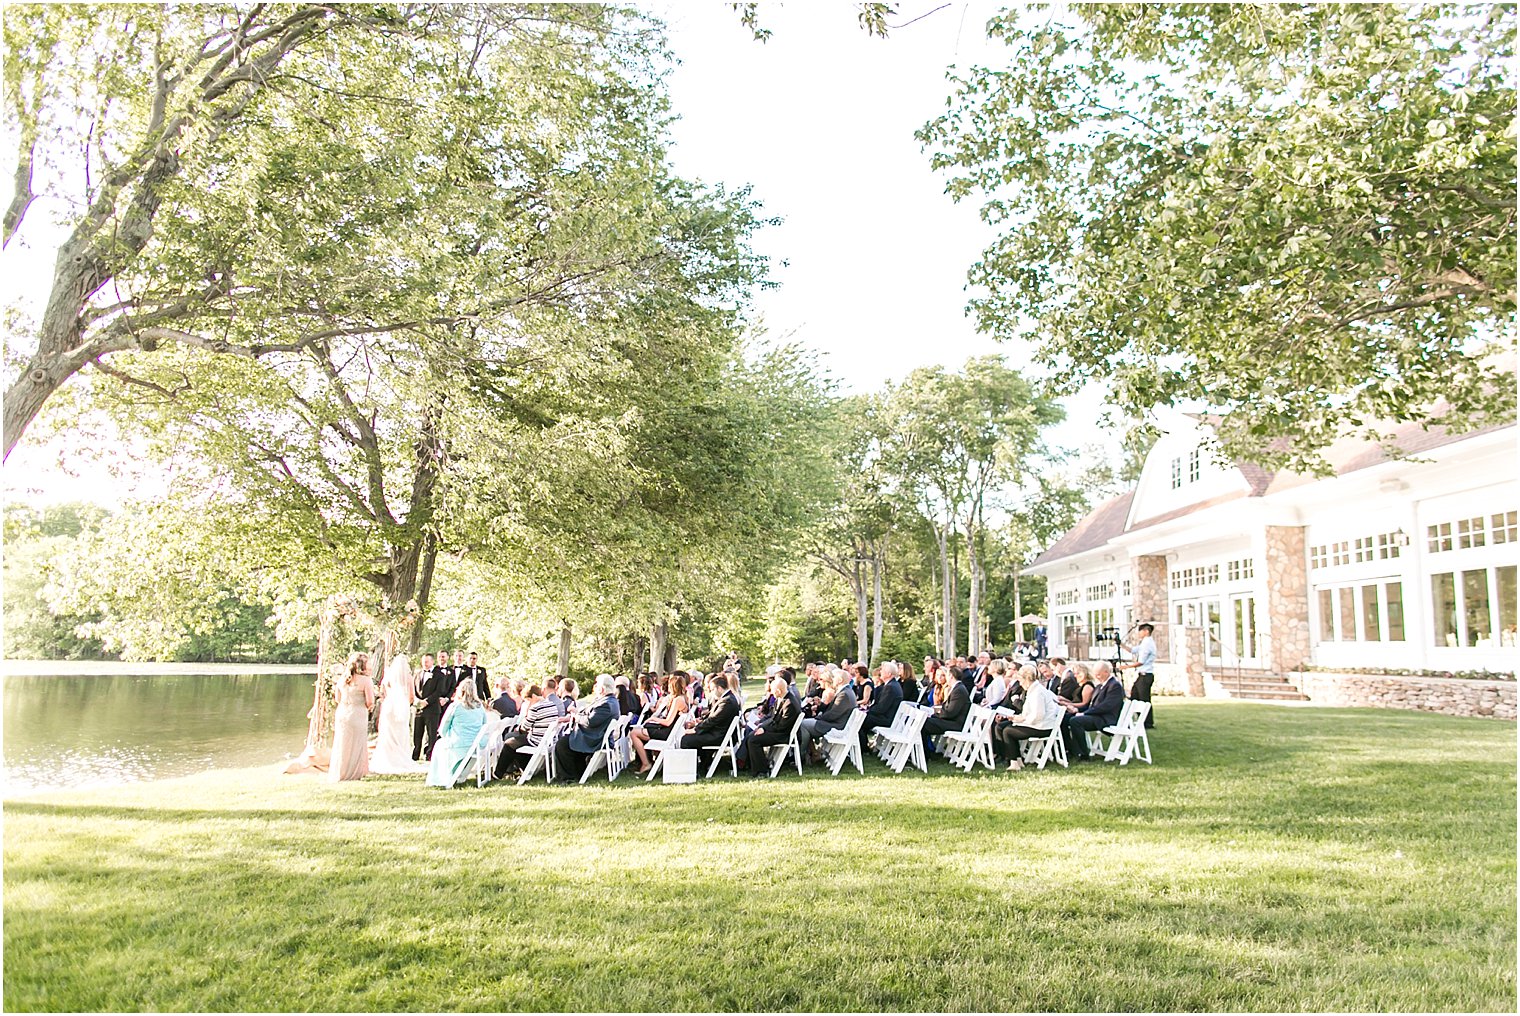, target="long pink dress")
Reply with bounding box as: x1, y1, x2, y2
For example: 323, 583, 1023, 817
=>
328, 677, 372, 782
